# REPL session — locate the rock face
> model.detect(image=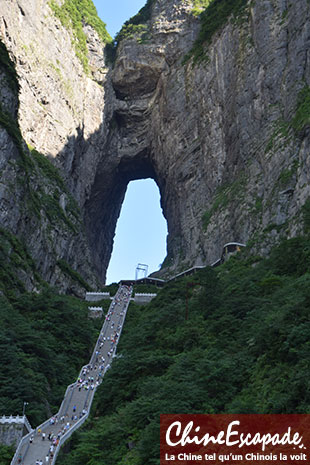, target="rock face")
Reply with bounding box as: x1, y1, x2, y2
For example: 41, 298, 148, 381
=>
0, 421, 26, 447
0, 0, 106, 292
1, 0, 310, 287
86, 0, 310, 279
